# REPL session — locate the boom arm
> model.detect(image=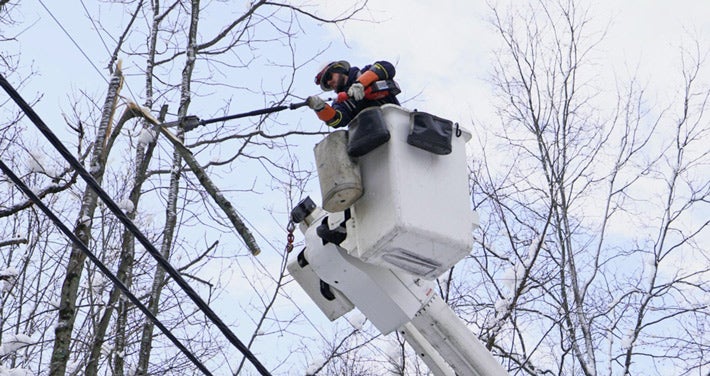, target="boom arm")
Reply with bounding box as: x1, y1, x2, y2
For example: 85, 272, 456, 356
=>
406, 295, 508, 375
287, 203, 508, 376
288, 105, 508, 375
